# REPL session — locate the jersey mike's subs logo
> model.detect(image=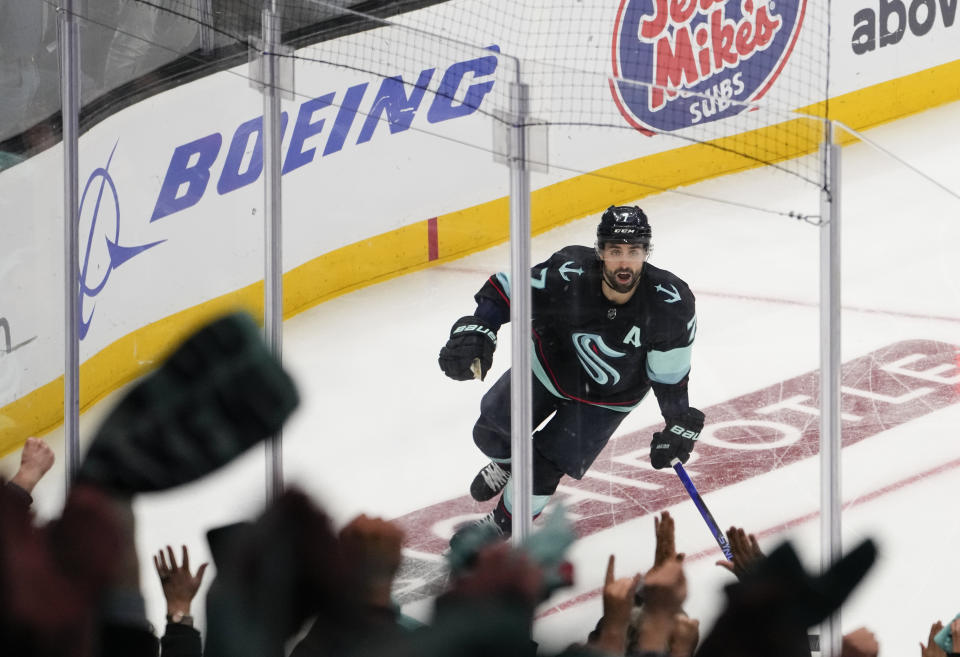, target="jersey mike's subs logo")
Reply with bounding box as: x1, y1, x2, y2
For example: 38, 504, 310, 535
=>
611, 0, 807, 134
